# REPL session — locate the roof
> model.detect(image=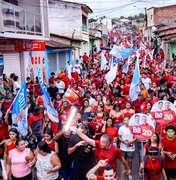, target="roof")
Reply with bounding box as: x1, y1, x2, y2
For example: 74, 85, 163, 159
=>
46, 40, 73, 48
50, 33, 82, 41
147, 4, 176, 11
57, 0, 93, 13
